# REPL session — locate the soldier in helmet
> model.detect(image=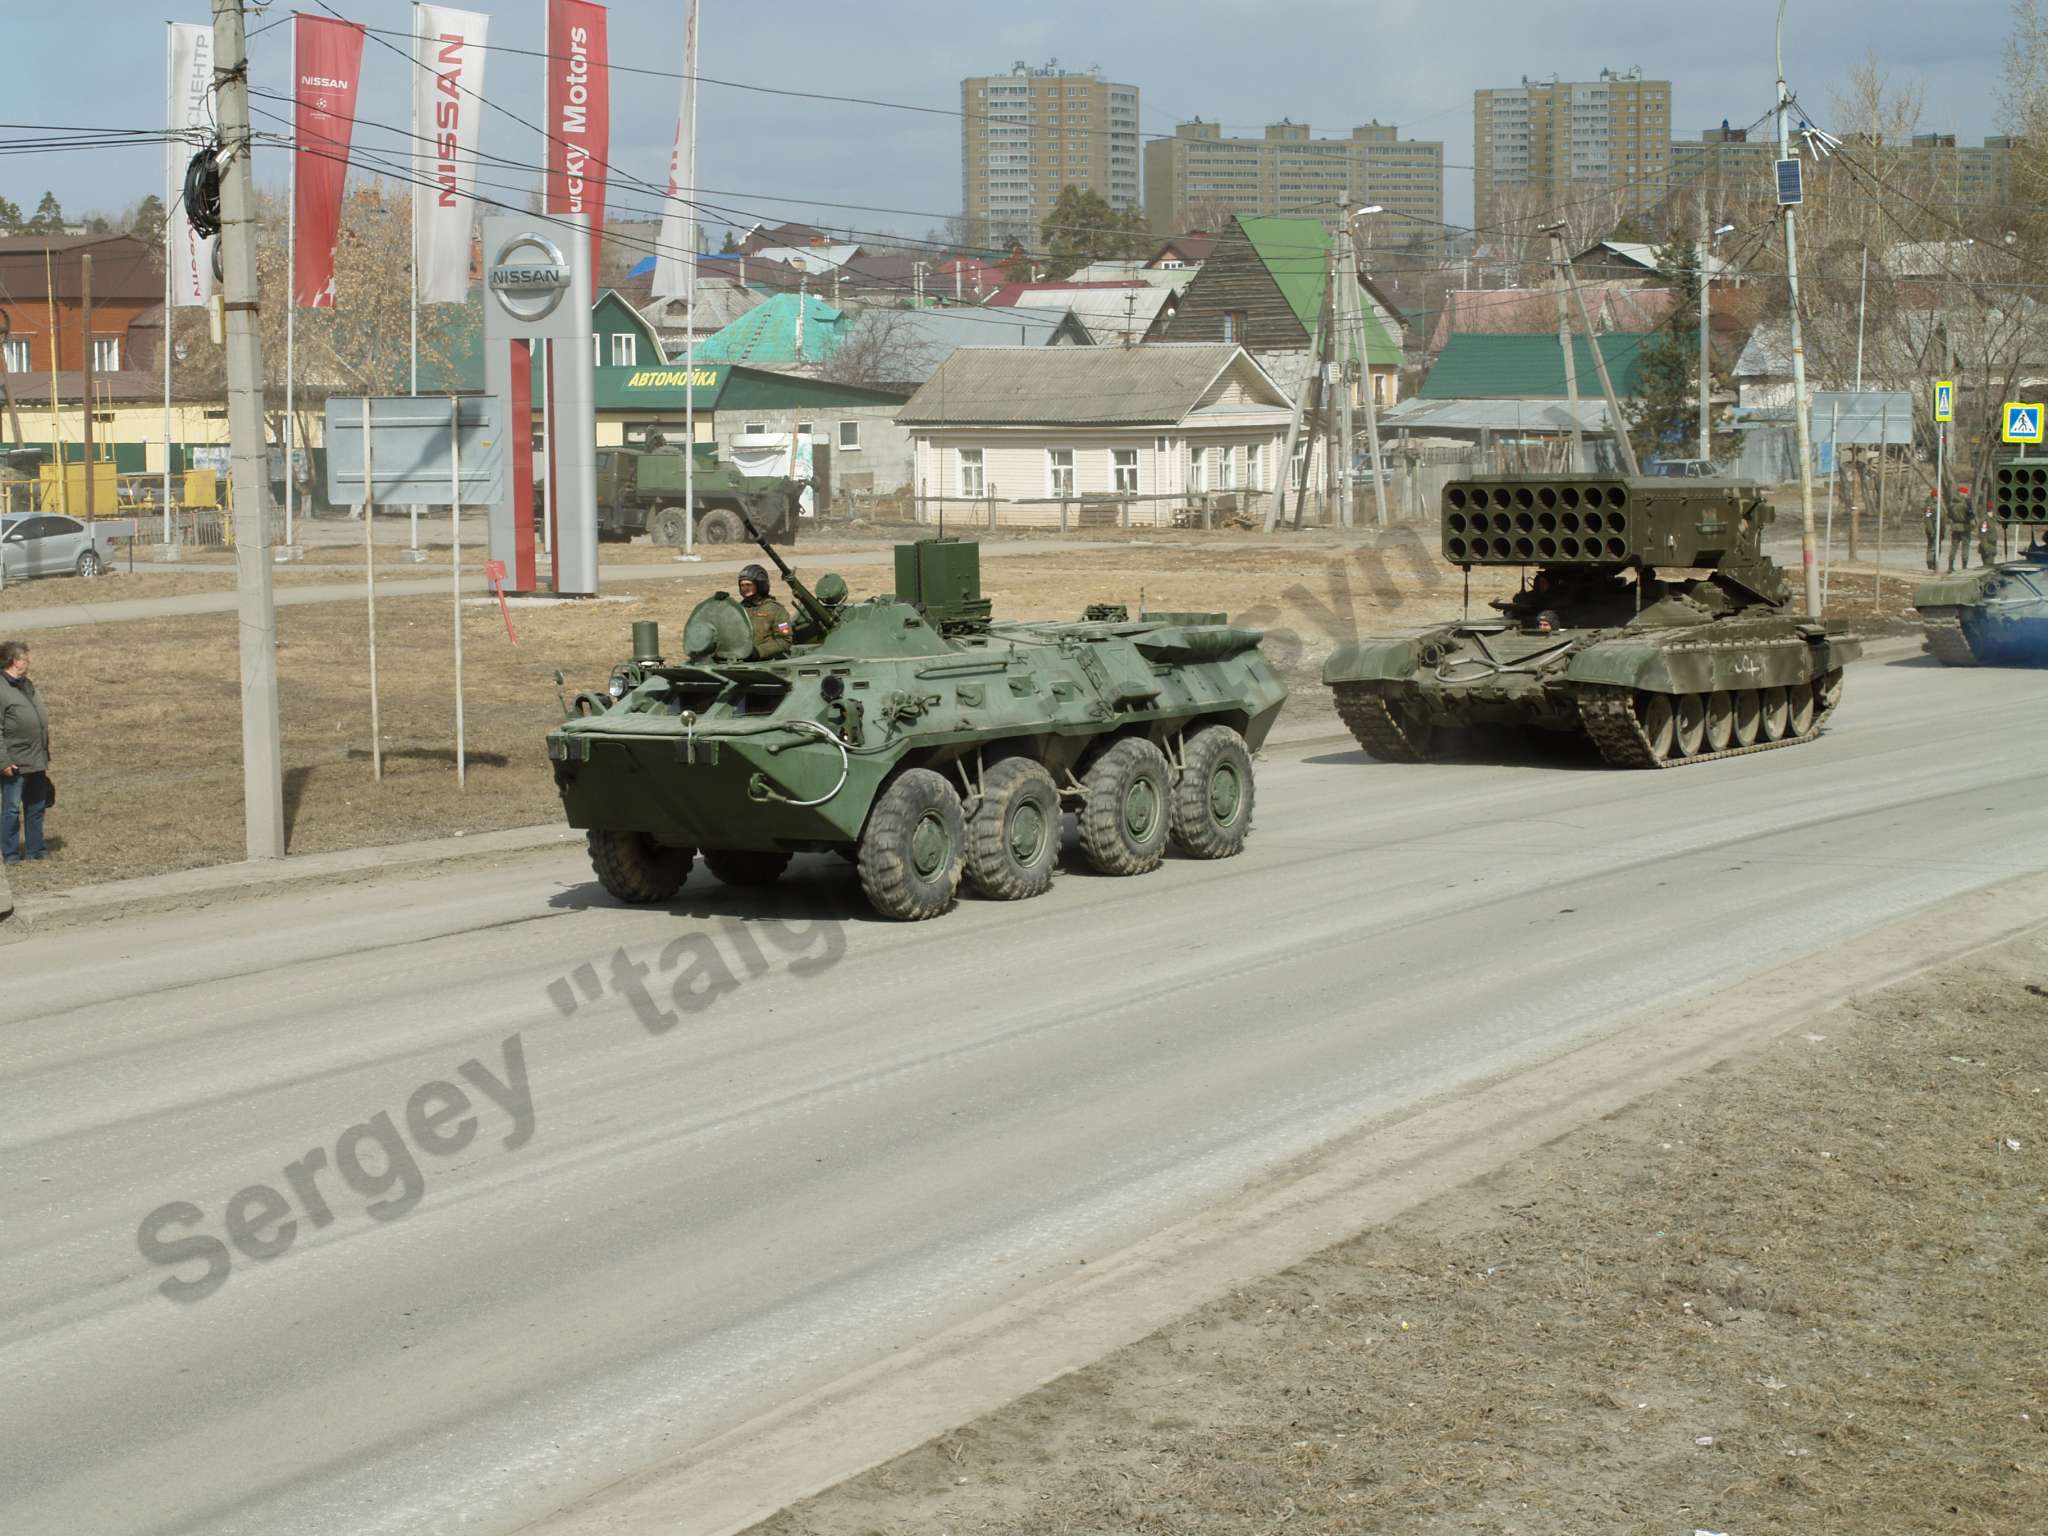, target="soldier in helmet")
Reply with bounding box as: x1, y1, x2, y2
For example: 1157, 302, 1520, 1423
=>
737, 563, 793, 659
